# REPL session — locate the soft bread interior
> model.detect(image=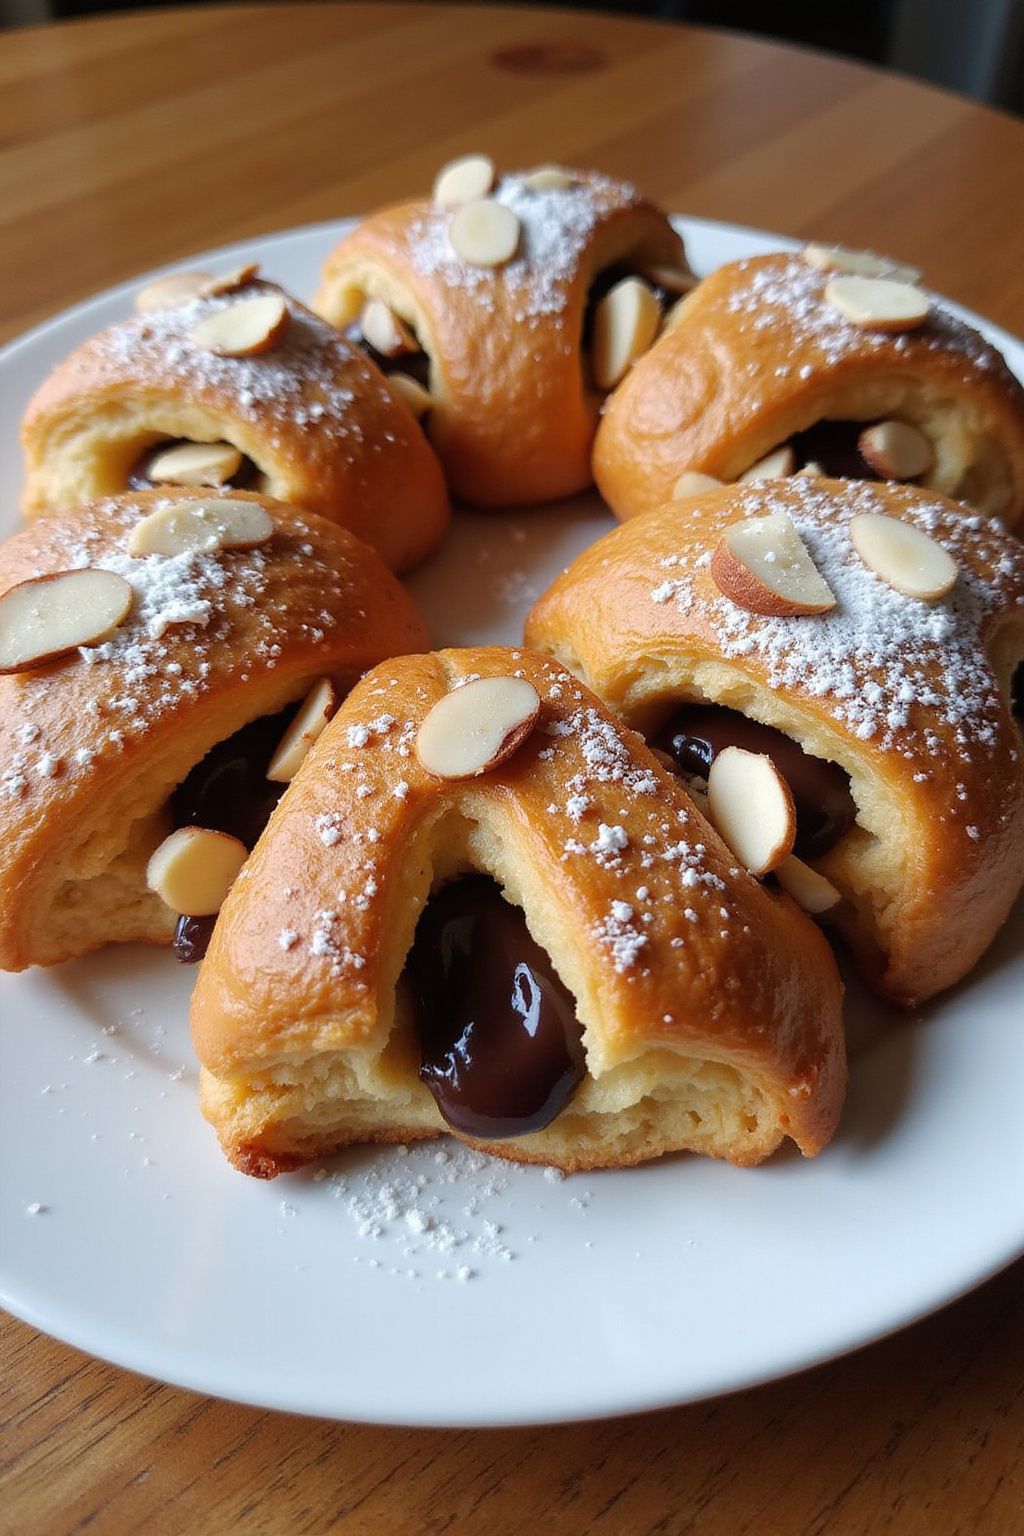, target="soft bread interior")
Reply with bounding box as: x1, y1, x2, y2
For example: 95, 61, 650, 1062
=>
202, 802, 790, 1177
